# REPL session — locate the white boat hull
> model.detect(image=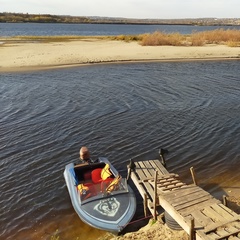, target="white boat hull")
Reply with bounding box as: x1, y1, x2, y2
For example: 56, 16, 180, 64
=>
64, 157, 136, 233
